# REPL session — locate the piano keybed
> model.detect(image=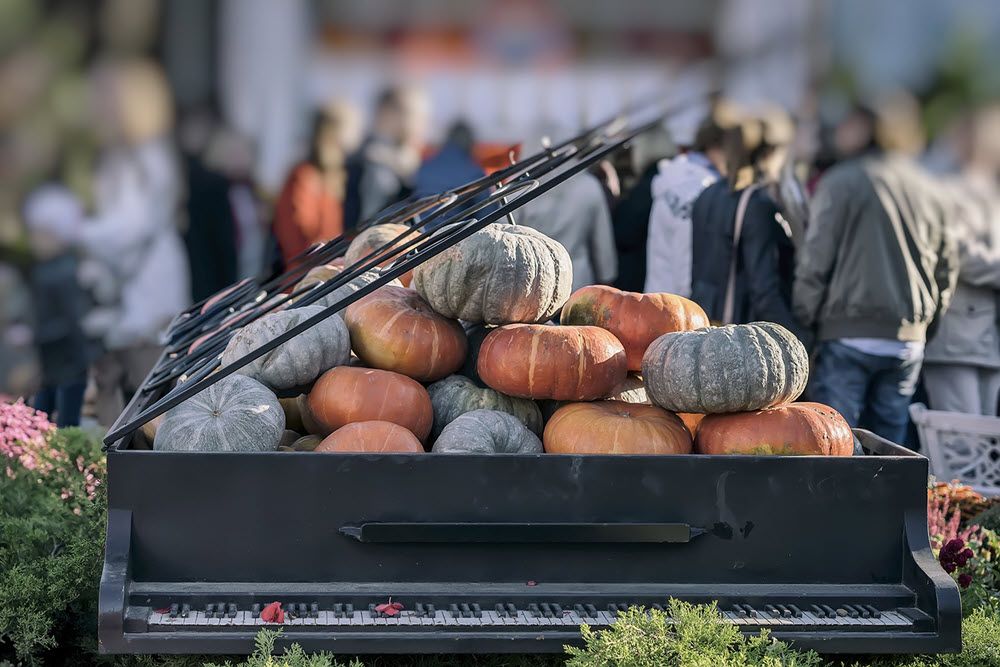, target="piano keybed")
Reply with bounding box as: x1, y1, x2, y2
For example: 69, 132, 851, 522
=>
145, 601, 928, 632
